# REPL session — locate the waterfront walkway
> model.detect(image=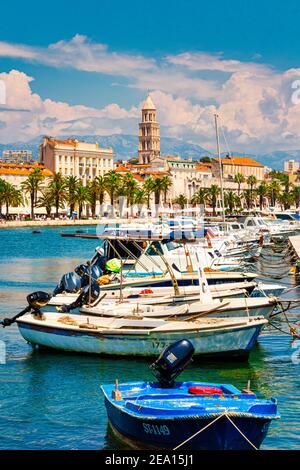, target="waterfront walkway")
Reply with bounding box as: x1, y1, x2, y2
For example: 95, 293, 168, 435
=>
0, 217, 152, 229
